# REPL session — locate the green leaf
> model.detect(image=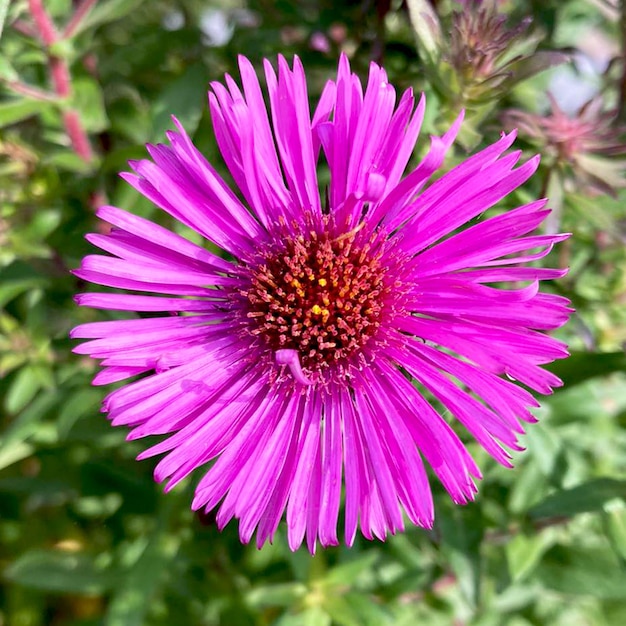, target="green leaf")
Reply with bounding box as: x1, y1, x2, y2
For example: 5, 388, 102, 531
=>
72, 493, 123, 519
150, 64, 208, 141
20, 208, 63, 240
535, 544, 626, 599
245, 583, 308, 609
72, 77, 109, 133
387, 533, 428, 570
568, 192, 617, 231
0, 389, 58, 456
0, 0, 10, 41
525, 422, 563, 478
107, 91, 151, 145
0, 441, 34, 472
0, 98, 54, 127
327, 592, 392, 626
323, 597, 363, 626
70, 0, 145, 36
104, 528, 181, 626
5, 549, 113, 594
0, 54, 19, 81
456, 120, 484, 151
542, 380, 602, 426
299, 606, 332, 626
438, 505, 483, 608
322, 551, 379, 587
5, 365, 45, 414
546, 351, 626, 389
275, 609, 331, 626
504, 50, 570, 85
405, 0, 442, 65
530, 479, 626, 519
506, 532, 555, 582
43, 149, 96, 173
57, 387, 104, 439
604, 506, 626, 563
543, 168, 564, 233
577, 153, 626, 192
0, 277, 47, 307
46, 0, 73, 20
